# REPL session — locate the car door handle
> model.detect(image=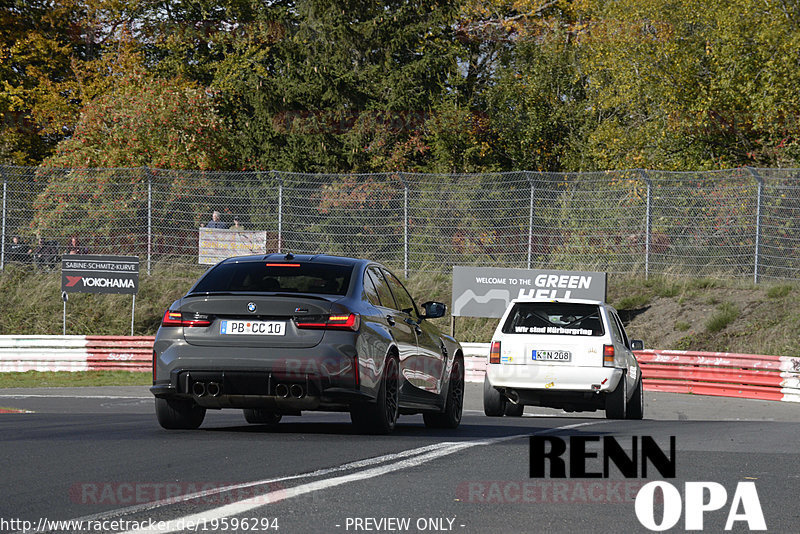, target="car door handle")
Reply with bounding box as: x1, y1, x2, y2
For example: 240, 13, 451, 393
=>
386, 315, 396, 326
402, 317, 422, 334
